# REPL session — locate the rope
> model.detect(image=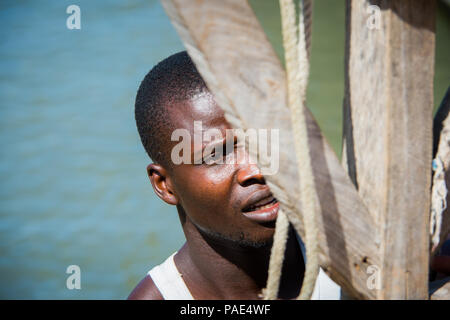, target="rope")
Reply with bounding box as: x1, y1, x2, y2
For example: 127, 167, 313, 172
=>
430, 97, 450, 254
263, 209, 290, 299
264, 0, 319, 300
431, 157, 448, 252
